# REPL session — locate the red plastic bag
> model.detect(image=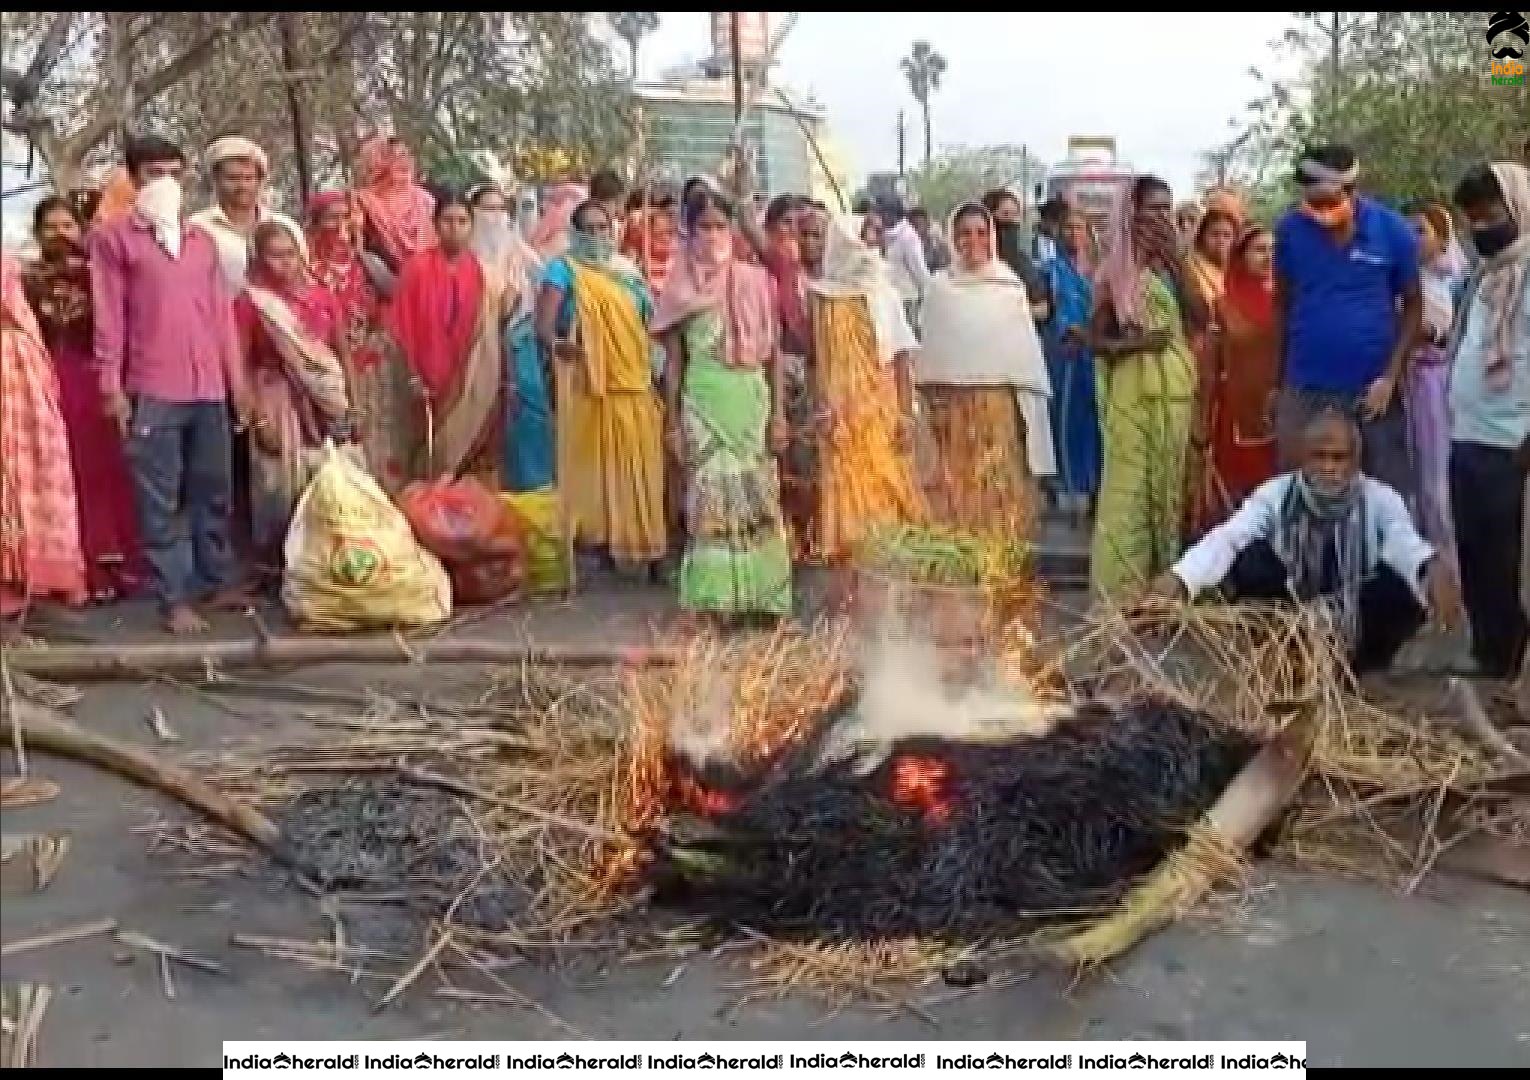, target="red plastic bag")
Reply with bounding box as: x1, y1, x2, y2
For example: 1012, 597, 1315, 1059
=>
399, 478, 527, 604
